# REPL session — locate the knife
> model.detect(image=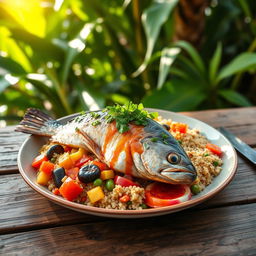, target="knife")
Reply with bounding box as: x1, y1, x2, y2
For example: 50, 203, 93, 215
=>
219, 127, 256, 165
